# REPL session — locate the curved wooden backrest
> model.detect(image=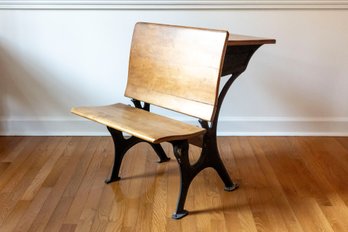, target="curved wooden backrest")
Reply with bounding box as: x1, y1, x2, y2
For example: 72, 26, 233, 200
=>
125, 22, 228, 121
